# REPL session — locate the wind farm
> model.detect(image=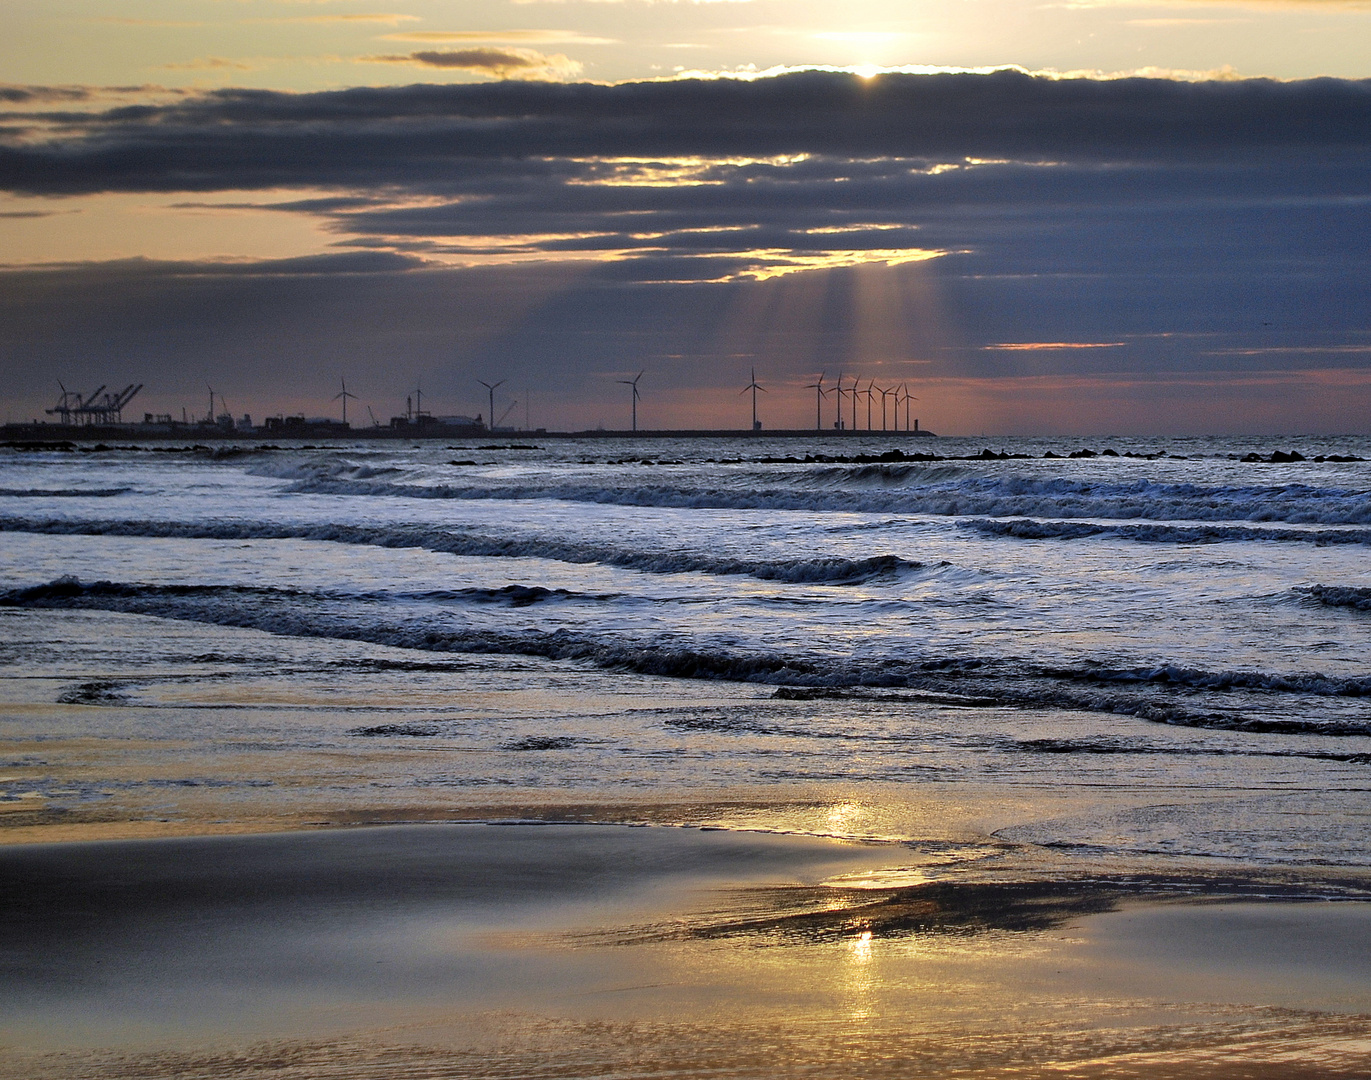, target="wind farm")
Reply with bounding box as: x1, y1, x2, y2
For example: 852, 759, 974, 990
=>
6, 368, 935, 440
